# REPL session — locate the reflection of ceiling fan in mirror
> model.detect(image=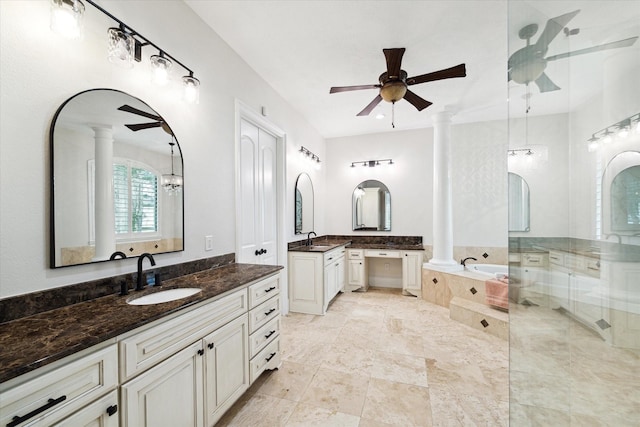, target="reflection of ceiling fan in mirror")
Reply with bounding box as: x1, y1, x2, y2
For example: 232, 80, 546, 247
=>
117, 104, 173, 135
509, 9, 638, 93
329, 48, 466, 117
